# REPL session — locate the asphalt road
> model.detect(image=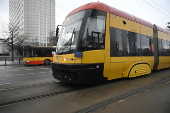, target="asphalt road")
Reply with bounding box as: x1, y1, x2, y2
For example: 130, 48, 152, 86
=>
0, 65, 54, 85
0, 68, 170, 113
